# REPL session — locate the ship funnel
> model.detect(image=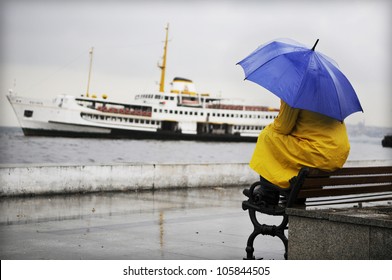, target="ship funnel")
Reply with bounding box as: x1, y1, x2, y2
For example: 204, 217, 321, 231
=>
170, 77, 197, 95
